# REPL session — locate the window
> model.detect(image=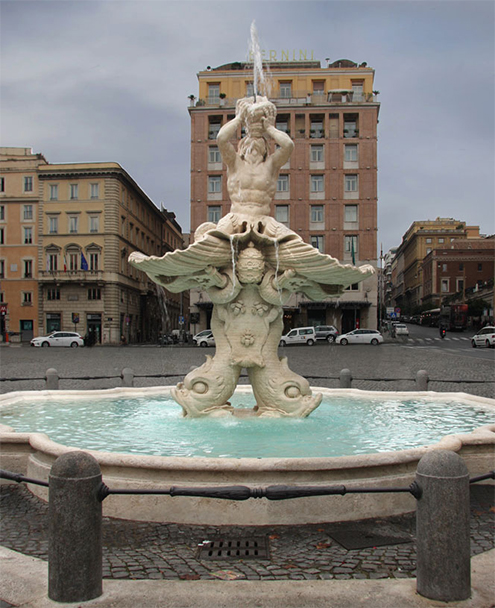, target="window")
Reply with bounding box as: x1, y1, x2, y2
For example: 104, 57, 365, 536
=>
277, 175, 289, 192
49, 216, 58, 234
70, 184, 78, 200
343, 116, 358, 138
459, 263, 464, 271
310, 235, 324, 252
345, 235, 358, 260
47, 288, 60, 301
121, 216, 126, 236
275, 205, 289, 226
208, 146, 221, 164
0, 227, 4, 245
310, 205, 324, 223
208, 205, 221, 223
208, 117, 222, 139
442, 263, 447, 272
24, 177, 33, 192
22, 292, 32, 305
310, 120, 324, 139
279, 82, 292, 98
0, 177, 4, 192
344, 205, 358, 223
344, 144, 358, 162
88, 288, 101, 300
441, 279, 450, 293
246, 82, 254, 97
89, 215, 99, 233
426, 248, 432, 255
69, 252, 78, 271
438, 238, 444, 244
208, 83, 220, 103
456, 279, 464, 292
344, 174, 358, 192
426, 238, 432, 244
0, 260, 4, 278
48, 253, 58, 272
23, 205, 33, 220
89, 252, 99, 271
310, 145, 324, 162
345, 283, 360, 291
0, 205, 4, 220
351, 81, 364, 101
23, 259, 33, 278
68, 215, 79, 233
312, 81, 325, 95
478, 263, 483, 271
90, 183, 99, 199
24, 227, 33, 244
208, 175, 222, 193
311, 175, 324, 192
50, 184, 58, 200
